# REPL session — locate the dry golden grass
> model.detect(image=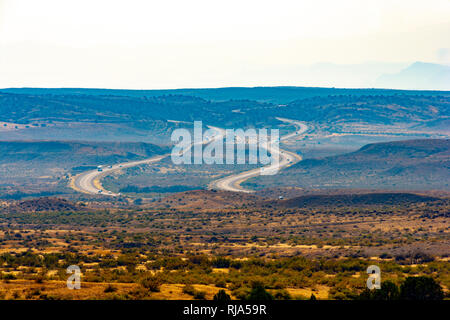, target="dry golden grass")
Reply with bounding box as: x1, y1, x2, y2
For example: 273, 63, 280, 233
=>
0, 280, 138, 300
212, 268, 229, 273
150, 284, 233, 300
284, 285, 330, 299
0, 280, 234, 300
